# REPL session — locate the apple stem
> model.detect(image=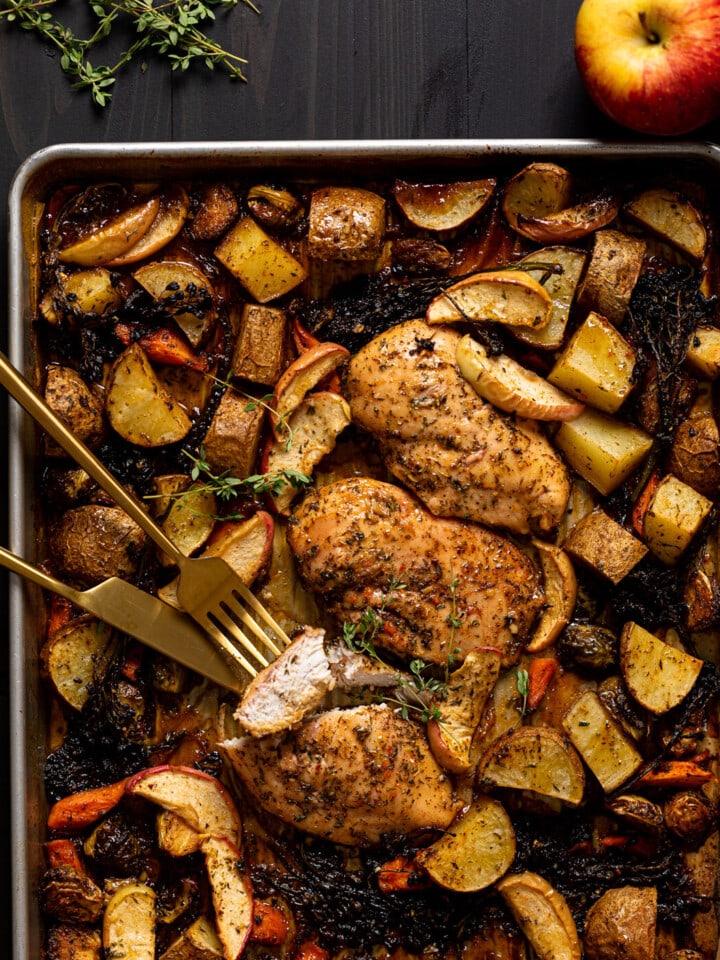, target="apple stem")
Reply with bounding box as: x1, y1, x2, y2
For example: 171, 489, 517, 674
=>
638, 11, 660, 44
